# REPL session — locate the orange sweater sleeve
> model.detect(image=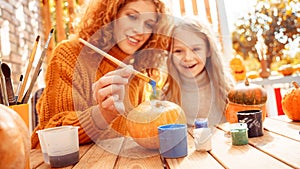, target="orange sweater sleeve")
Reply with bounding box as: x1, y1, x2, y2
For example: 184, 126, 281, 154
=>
31, 39, 129, 148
